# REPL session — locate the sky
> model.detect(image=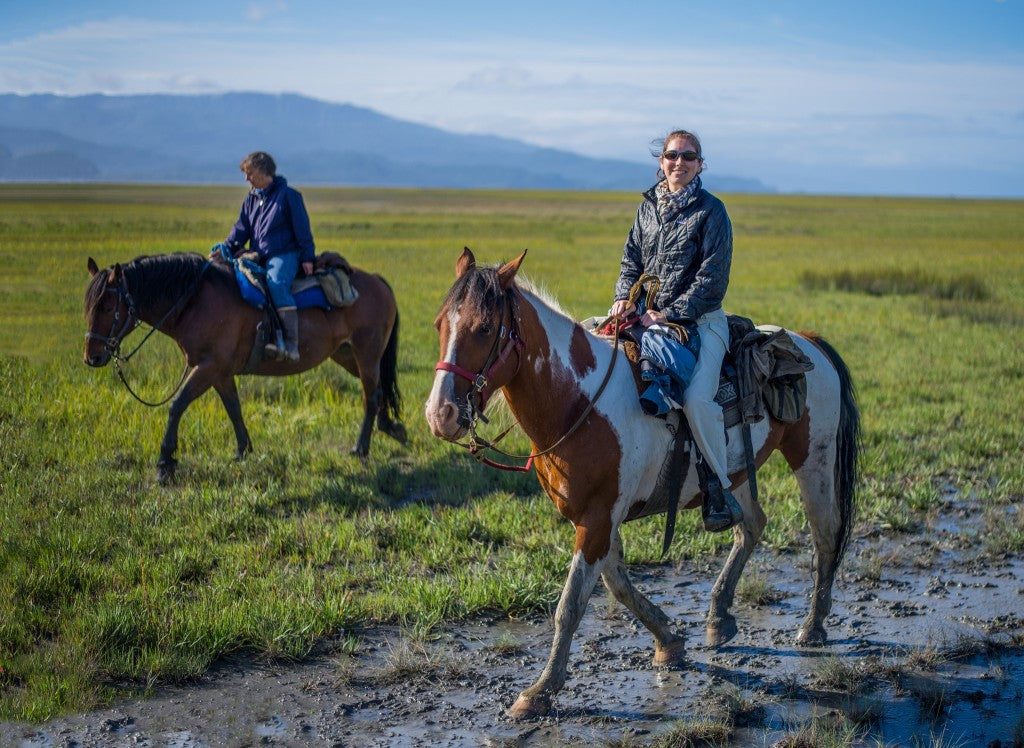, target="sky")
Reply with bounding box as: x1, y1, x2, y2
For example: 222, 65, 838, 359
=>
1, 0, 1023, 197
